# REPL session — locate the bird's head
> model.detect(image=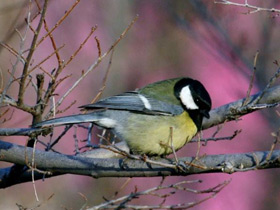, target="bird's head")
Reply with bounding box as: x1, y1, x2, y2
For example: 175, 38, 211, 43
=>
174, 78, 212, 120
